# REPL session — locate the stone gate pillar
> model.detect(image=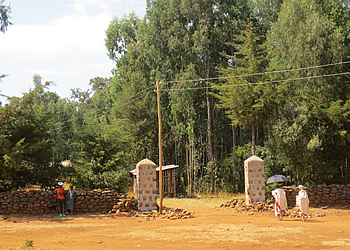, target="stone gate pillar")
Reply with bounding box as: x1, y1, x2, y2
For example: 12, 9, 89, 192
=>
244, 156, 265, 205
136, 159, 157, 212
